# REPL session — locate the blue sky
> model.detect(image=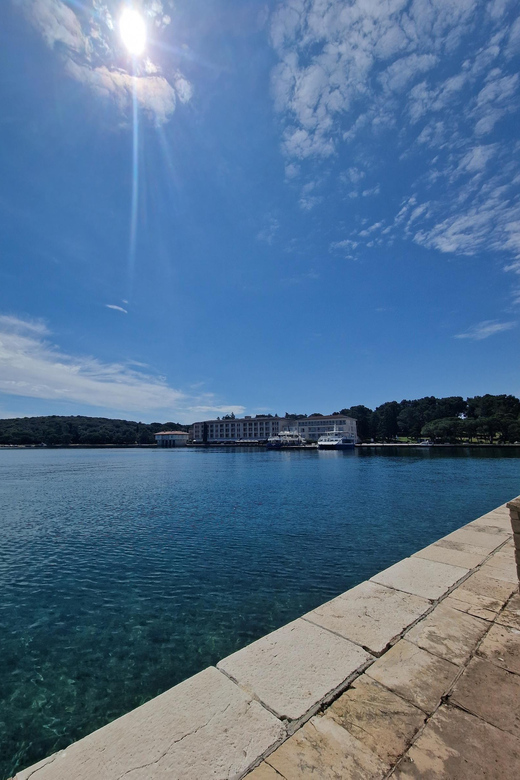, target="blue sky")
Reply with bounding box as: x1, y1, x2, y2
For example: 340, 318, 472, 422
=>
0, 0, 519, 423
